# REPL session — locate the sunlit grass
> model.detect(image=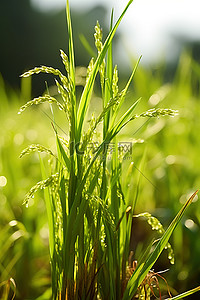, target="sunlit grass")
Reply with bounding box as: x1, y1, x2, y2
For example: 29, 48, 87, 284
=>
1, 1, 200, 299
